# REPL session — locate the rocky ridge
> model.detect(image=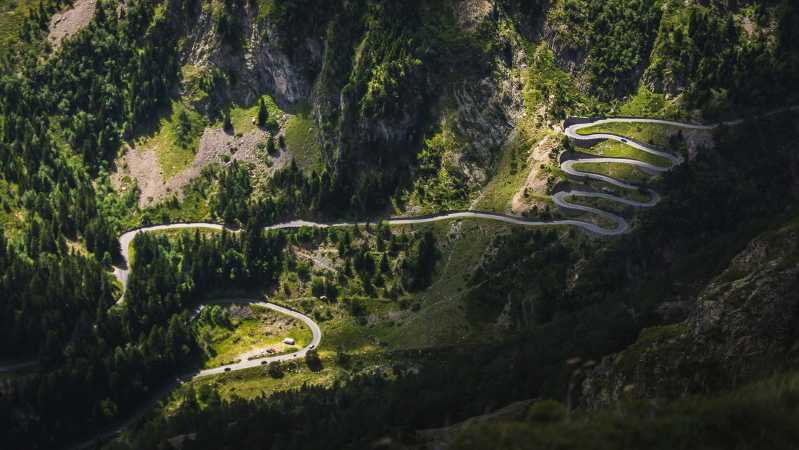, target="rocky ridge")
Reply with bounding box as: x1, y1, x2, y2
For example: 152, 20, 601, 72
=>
578, 219, 799, 408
